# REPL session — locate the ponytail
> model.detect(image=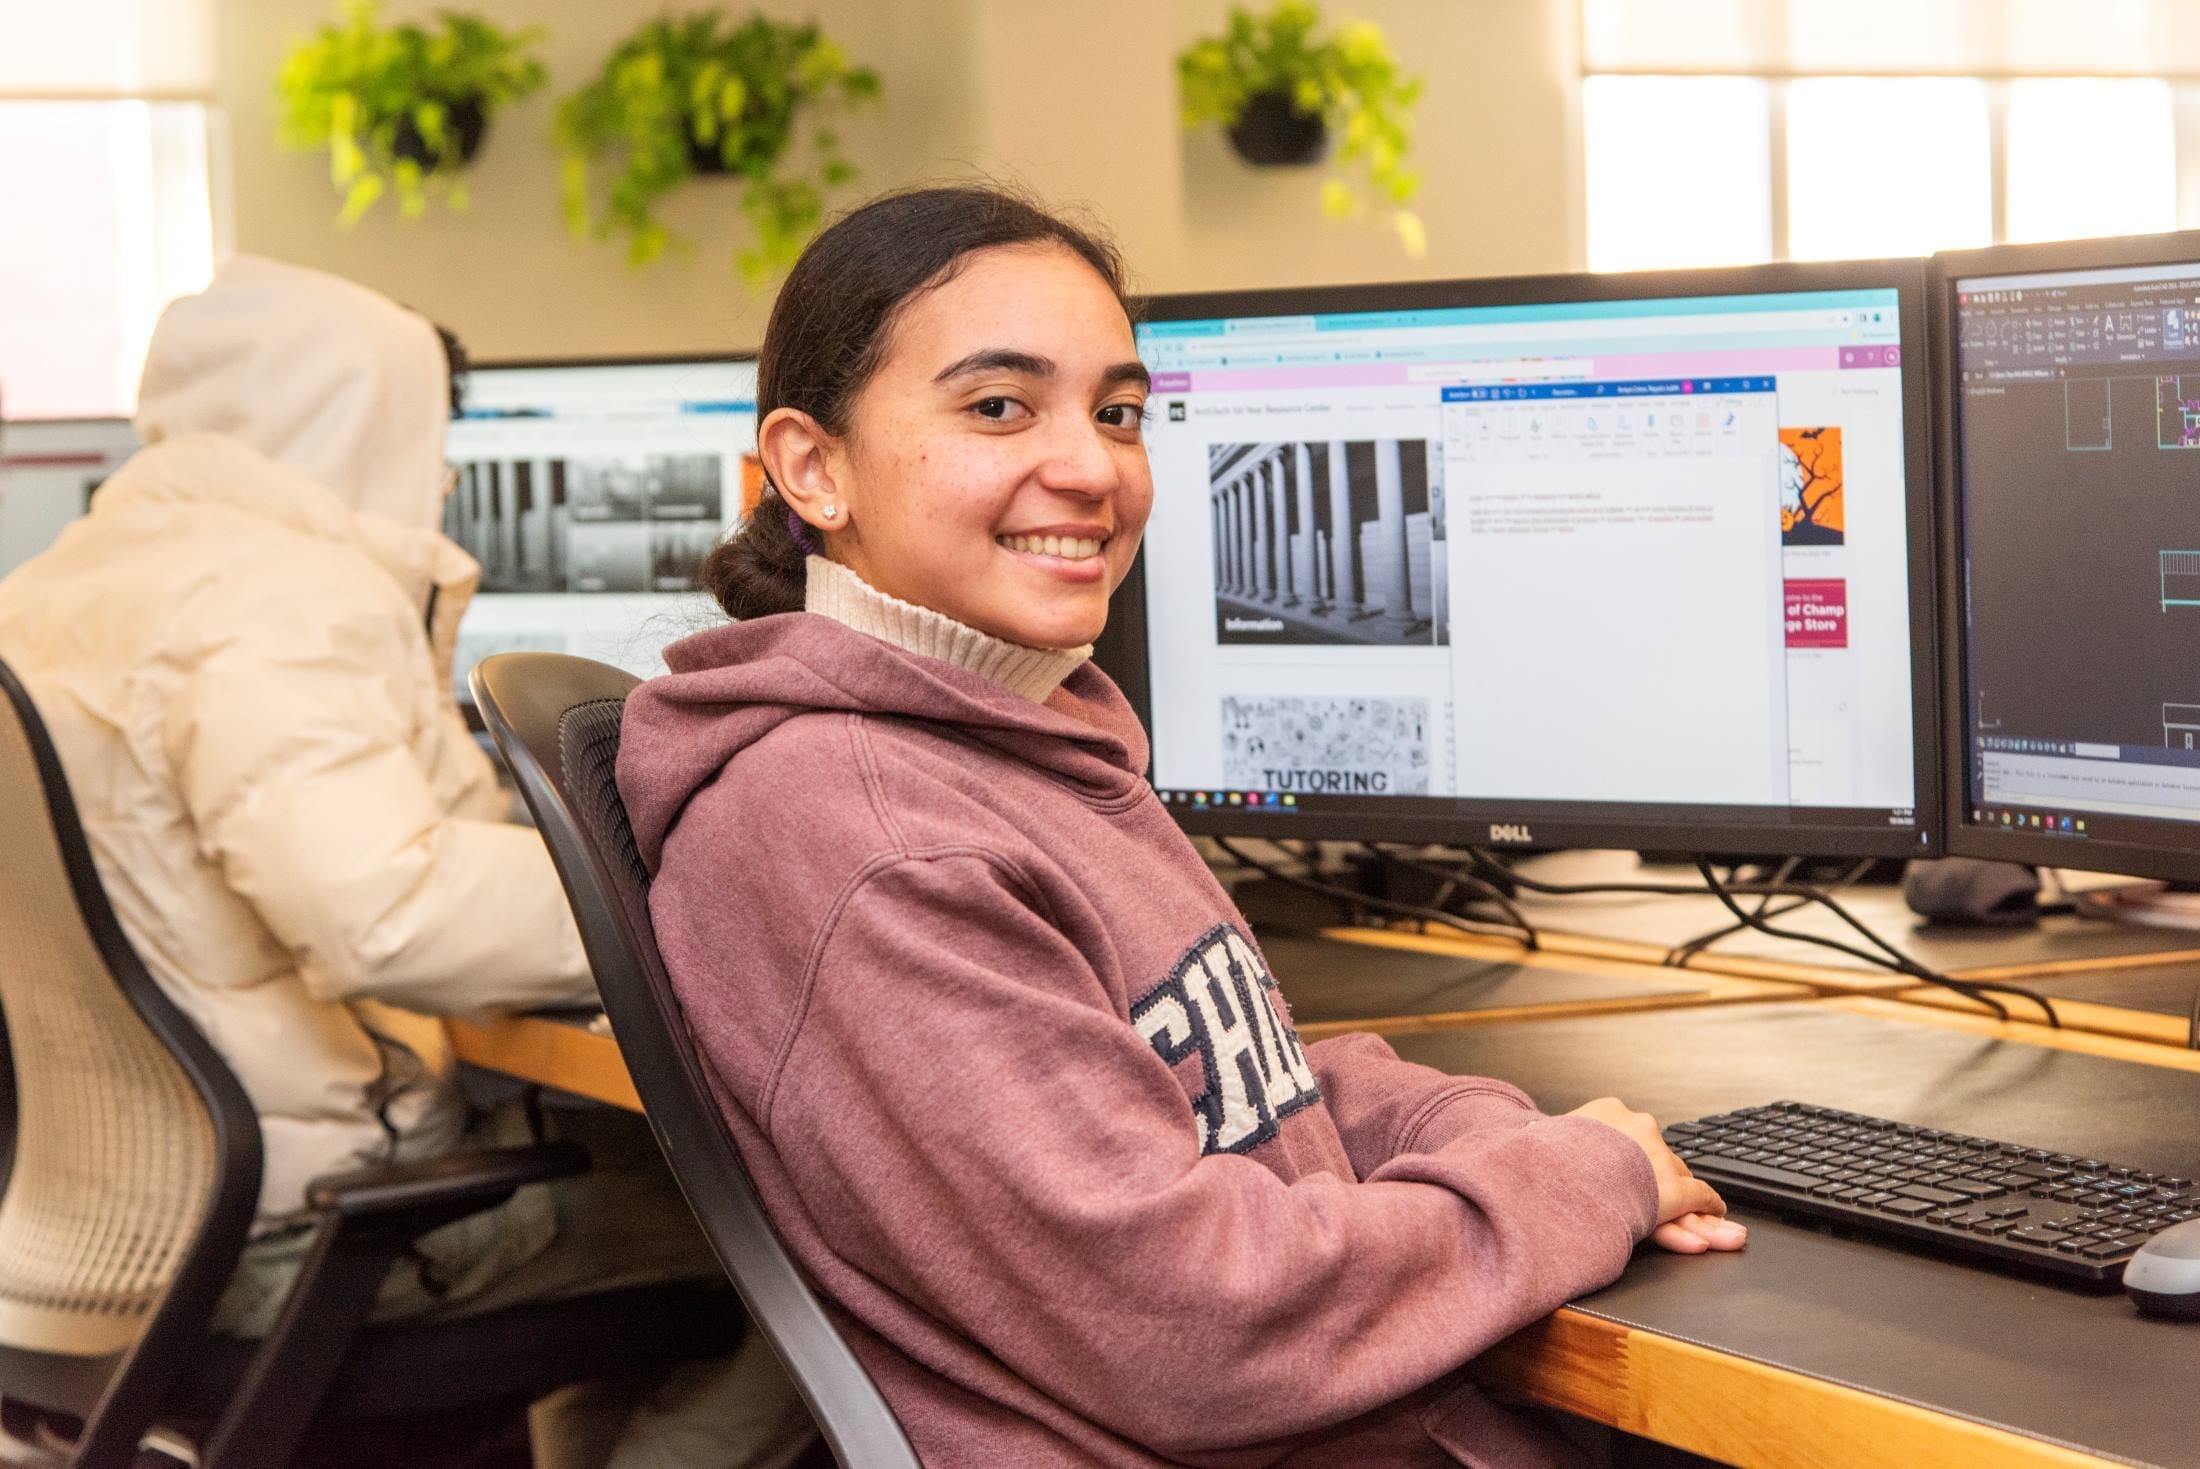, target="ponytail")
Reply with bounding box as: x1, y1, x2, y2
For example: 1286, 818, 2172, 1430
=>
701, 490, 811, 619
